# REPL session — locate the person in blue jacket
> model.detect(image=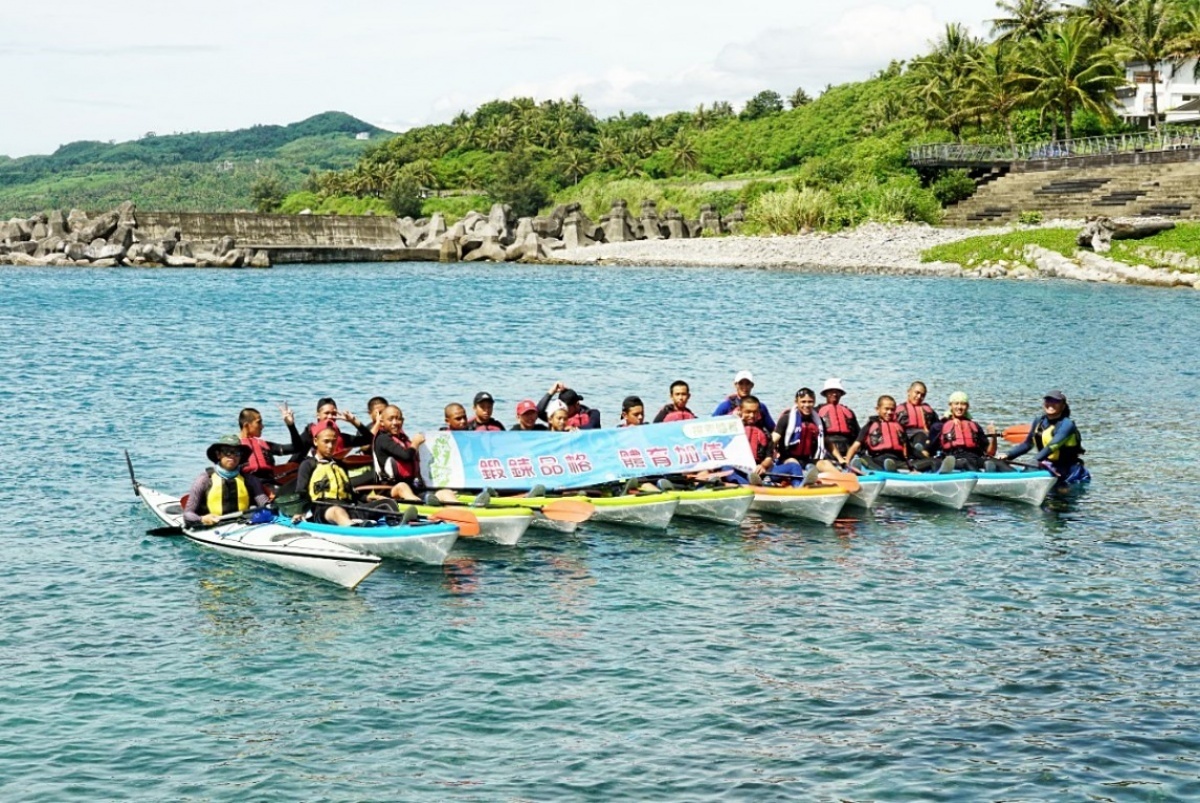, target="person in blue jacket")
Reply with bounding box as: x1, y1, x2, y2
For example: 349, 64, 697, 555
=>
712, 370, 775, 430
1001, 390, 1090, 485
